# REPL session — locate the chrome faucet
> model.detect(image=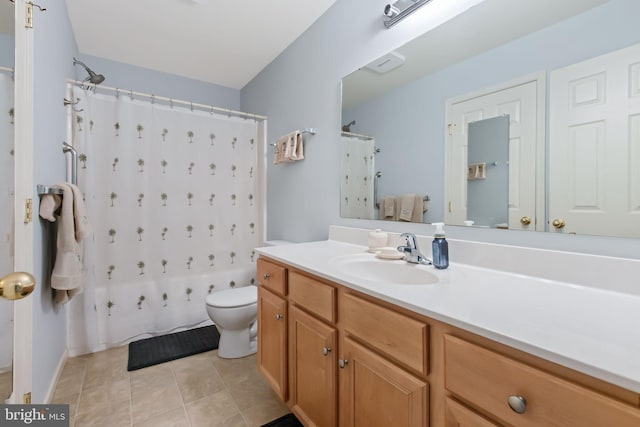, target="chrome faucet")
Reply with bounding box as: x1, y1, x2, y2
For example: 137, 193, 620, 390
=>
397, 233, 432, 265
